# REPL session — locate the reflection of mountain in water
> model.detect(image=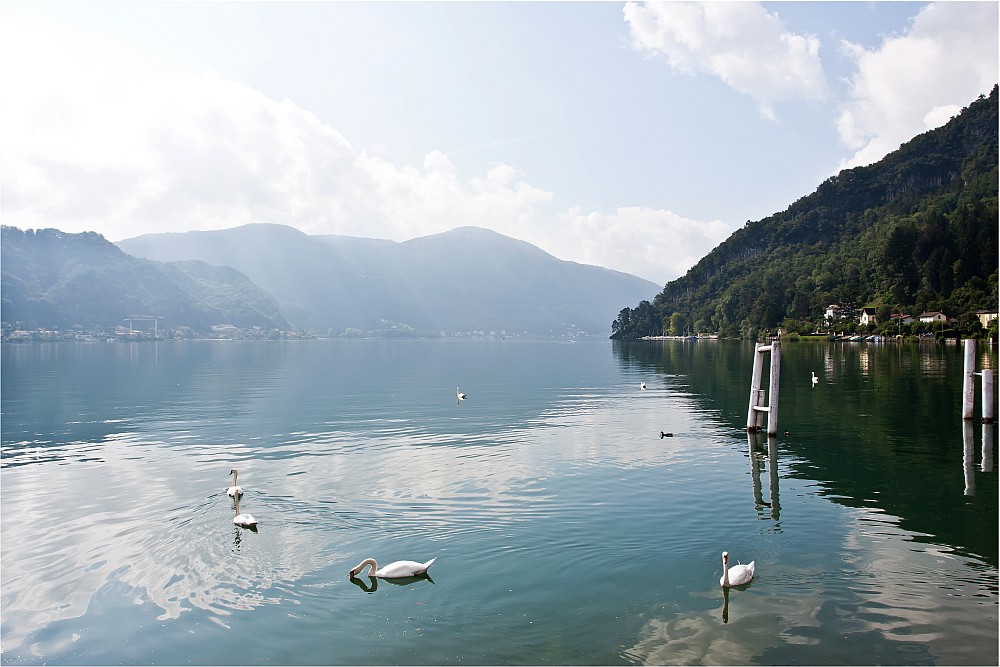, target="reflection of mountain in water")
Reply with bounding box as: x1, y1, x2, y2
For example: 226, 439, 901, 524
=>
612, 340, 999, 567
